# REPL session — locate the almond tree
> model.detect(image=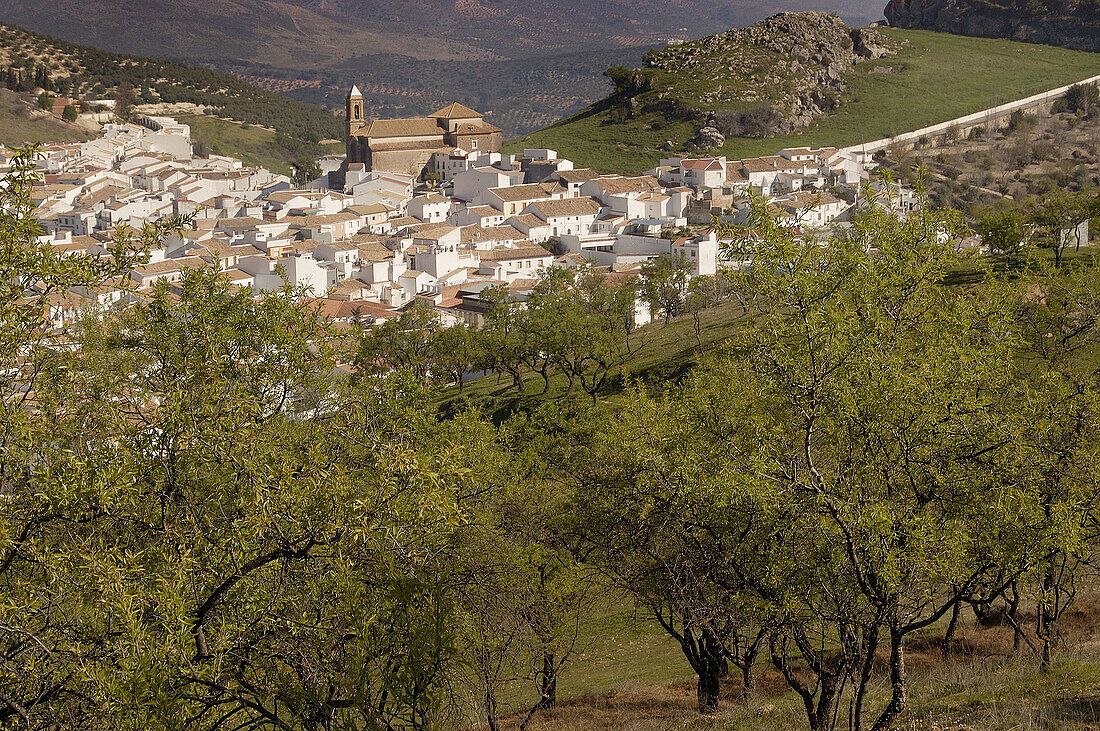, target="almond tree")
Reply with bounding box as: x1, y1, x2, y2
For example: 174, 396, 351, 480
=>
0, 148, 156, 727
